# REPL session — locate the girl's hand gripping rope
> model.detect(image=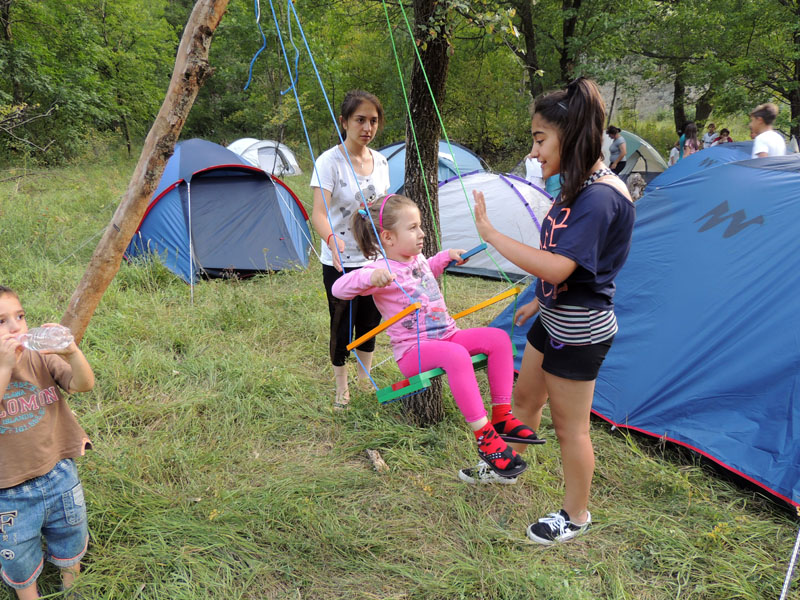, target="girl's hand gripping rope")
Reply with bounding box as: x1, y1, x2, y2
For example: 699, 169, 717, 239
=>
370, 268, 396, 288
